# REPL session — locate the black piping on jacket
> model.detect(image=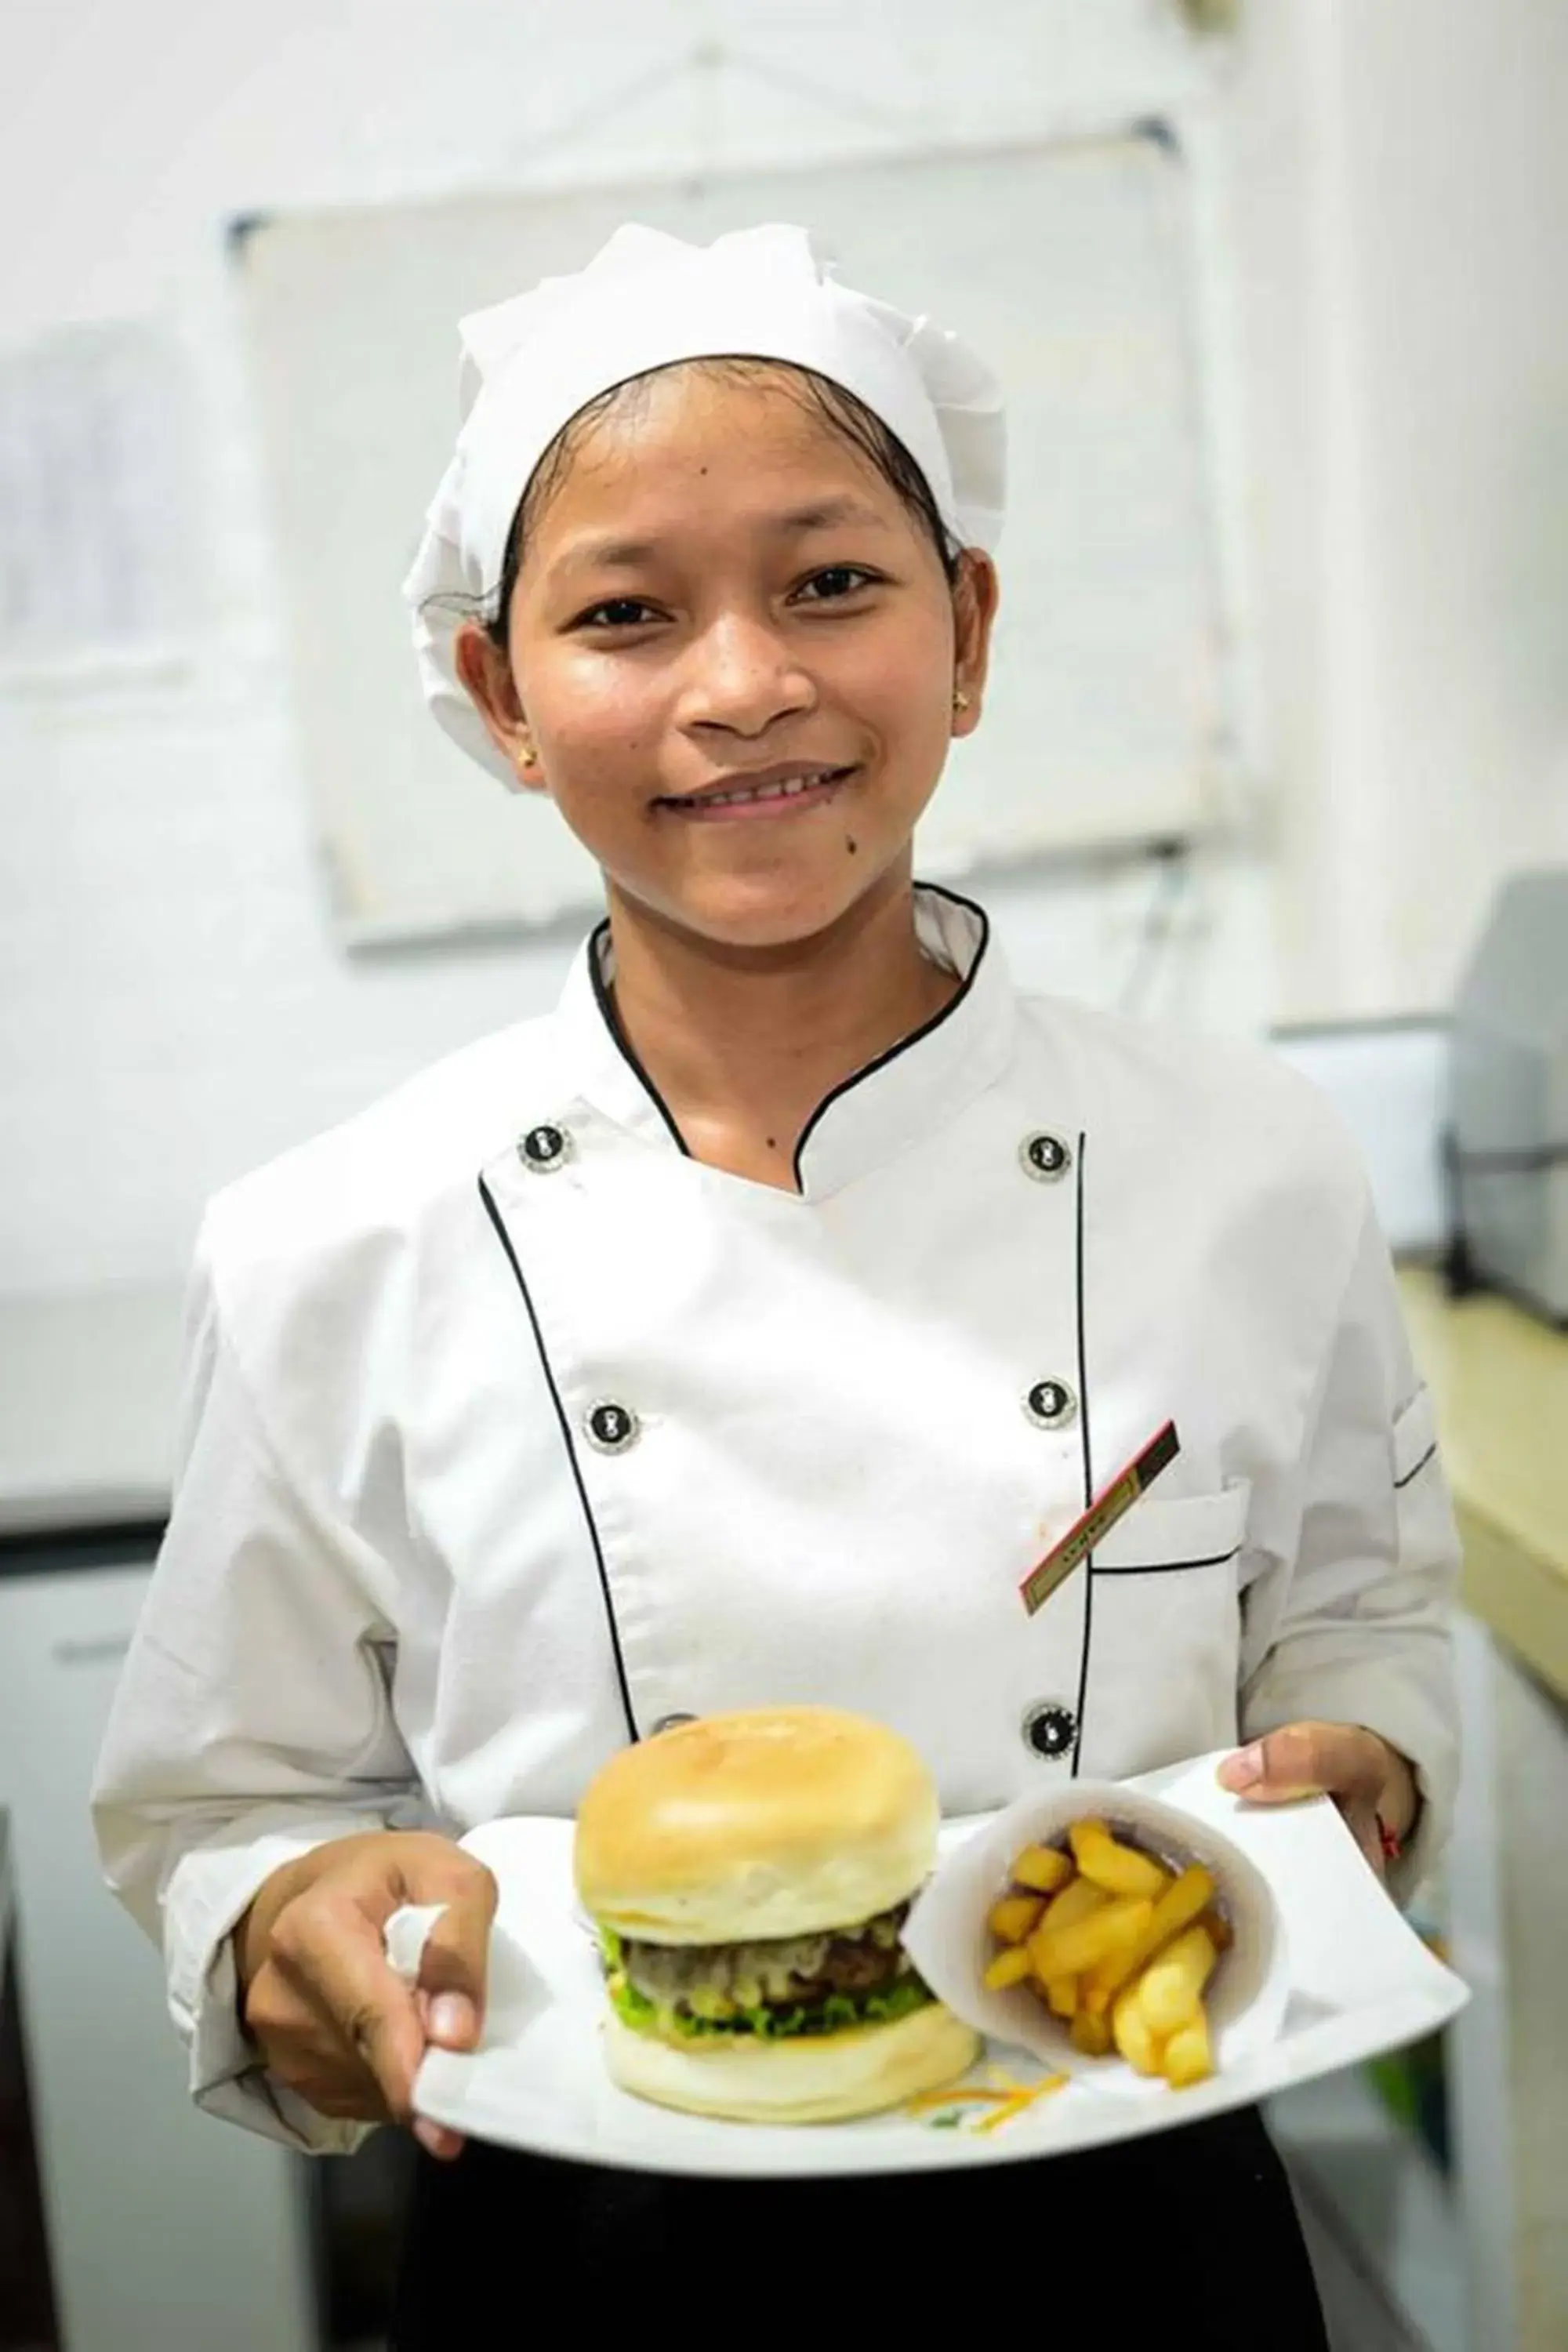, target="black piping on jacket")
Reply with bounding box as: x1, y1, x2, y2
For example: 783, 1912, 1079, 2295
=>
586, 882, 995, 1189
480, 883, 1007, 1751
1070, 1130, 1094, 1773
477, 1172, 641, 1744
